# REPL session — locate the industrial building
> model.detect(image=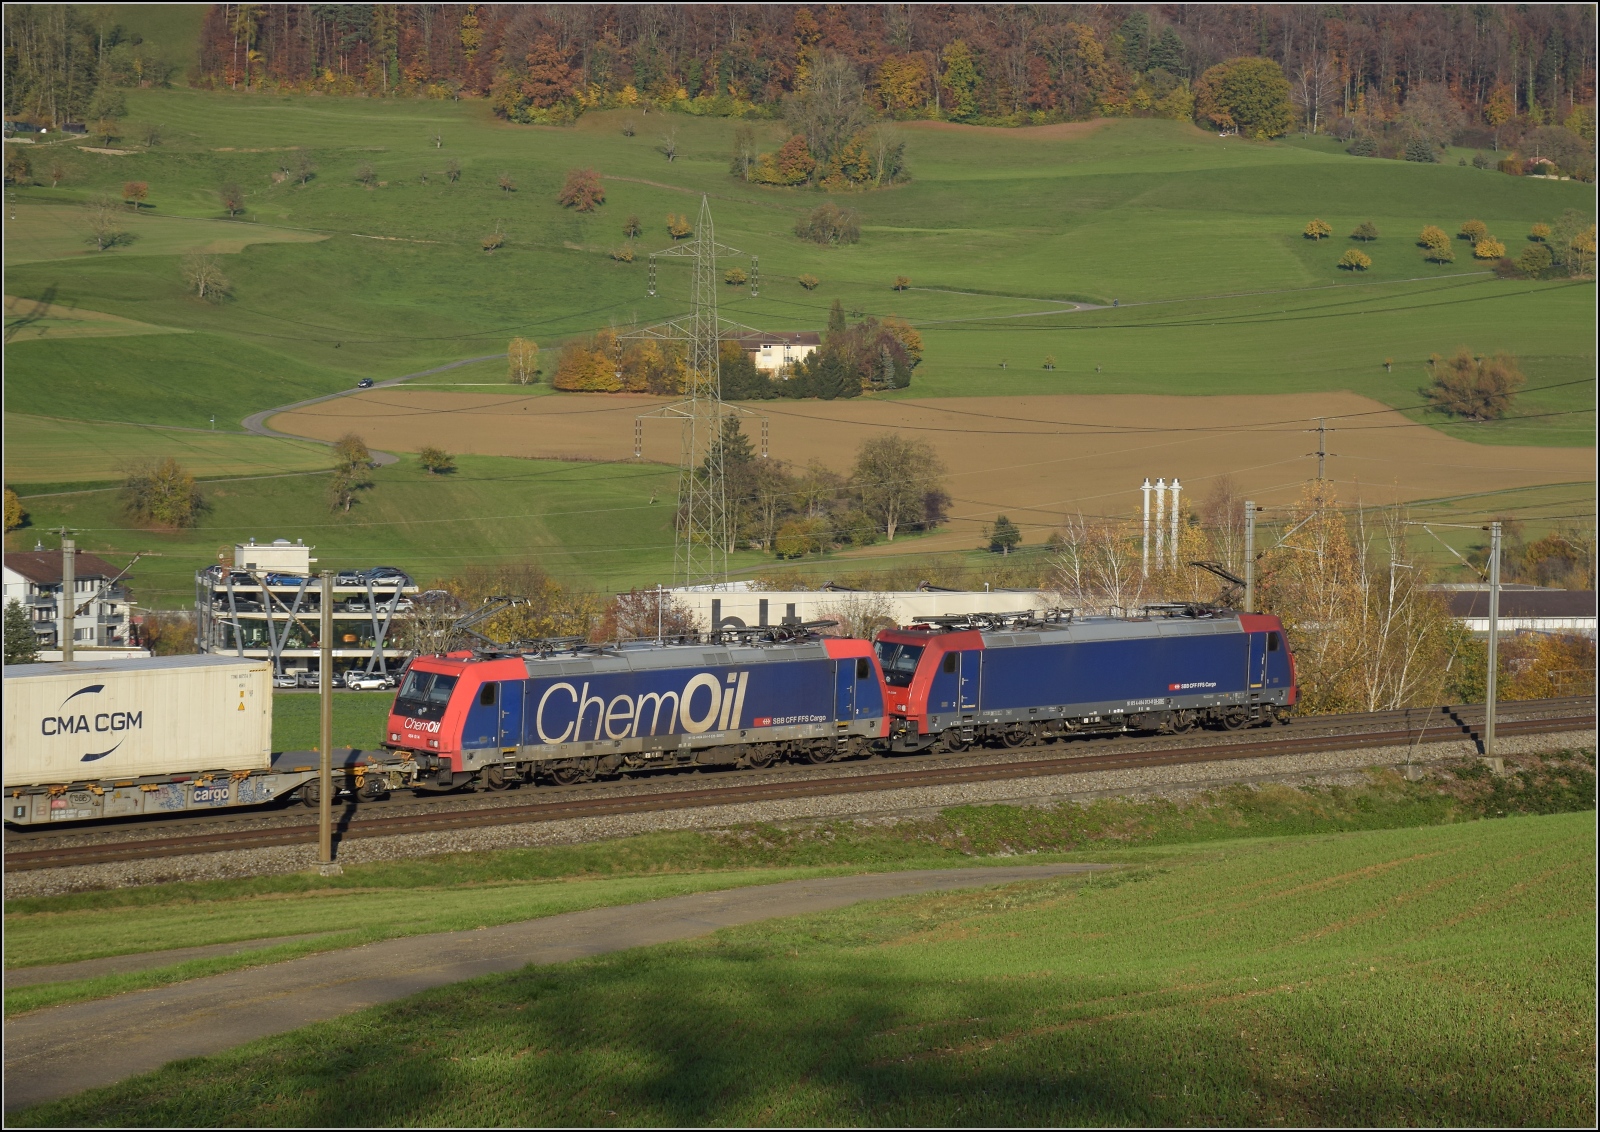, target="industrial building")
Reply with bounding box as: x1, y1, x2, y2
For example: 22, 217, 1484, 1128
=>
194, 539, 418, 679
